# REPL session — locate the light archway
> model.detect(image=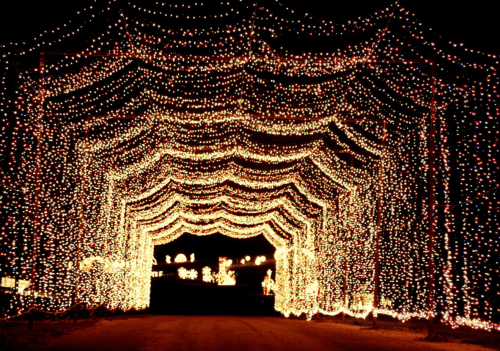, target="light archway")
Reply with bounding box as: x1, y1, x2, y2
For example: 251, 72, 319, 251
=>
80, 167, 328, 317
